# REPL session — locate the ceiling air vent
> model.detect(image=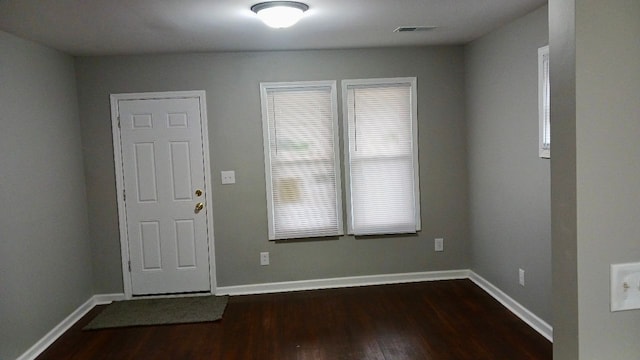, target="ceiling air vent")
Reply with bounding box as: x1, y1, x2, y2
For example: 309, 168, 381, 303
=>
393, 26, 437, 33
